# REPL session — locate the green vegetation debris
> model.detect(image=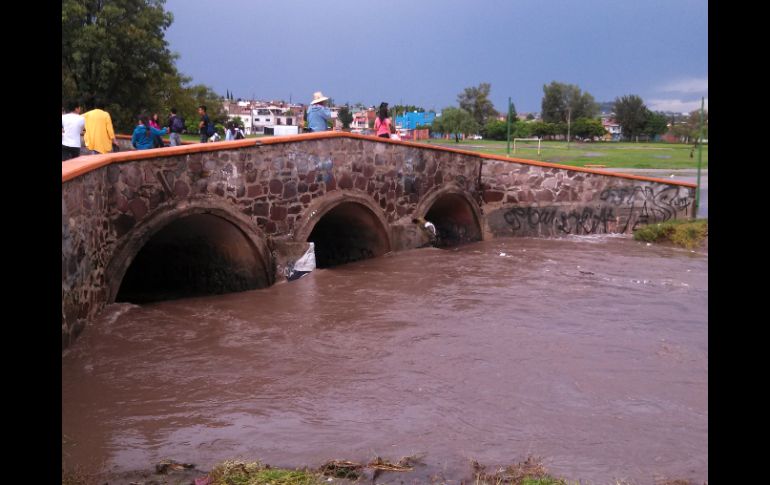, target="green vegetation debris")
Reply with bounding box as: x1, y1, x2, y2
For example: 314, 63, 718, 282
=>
633, 219, 708, 249
208, 460, 317, 485
472, 456, 566, 484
